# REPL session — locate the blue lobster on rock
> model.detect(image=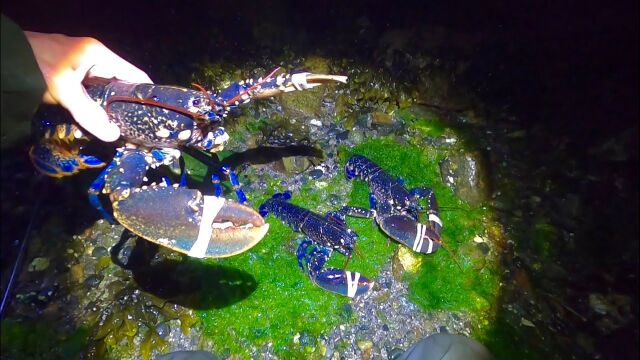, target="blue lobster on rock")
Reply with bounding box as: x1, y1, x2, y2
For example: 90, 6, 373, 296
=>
259, 192, 374, 298
339, 155, 443, 255
29, 68, 347, 258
